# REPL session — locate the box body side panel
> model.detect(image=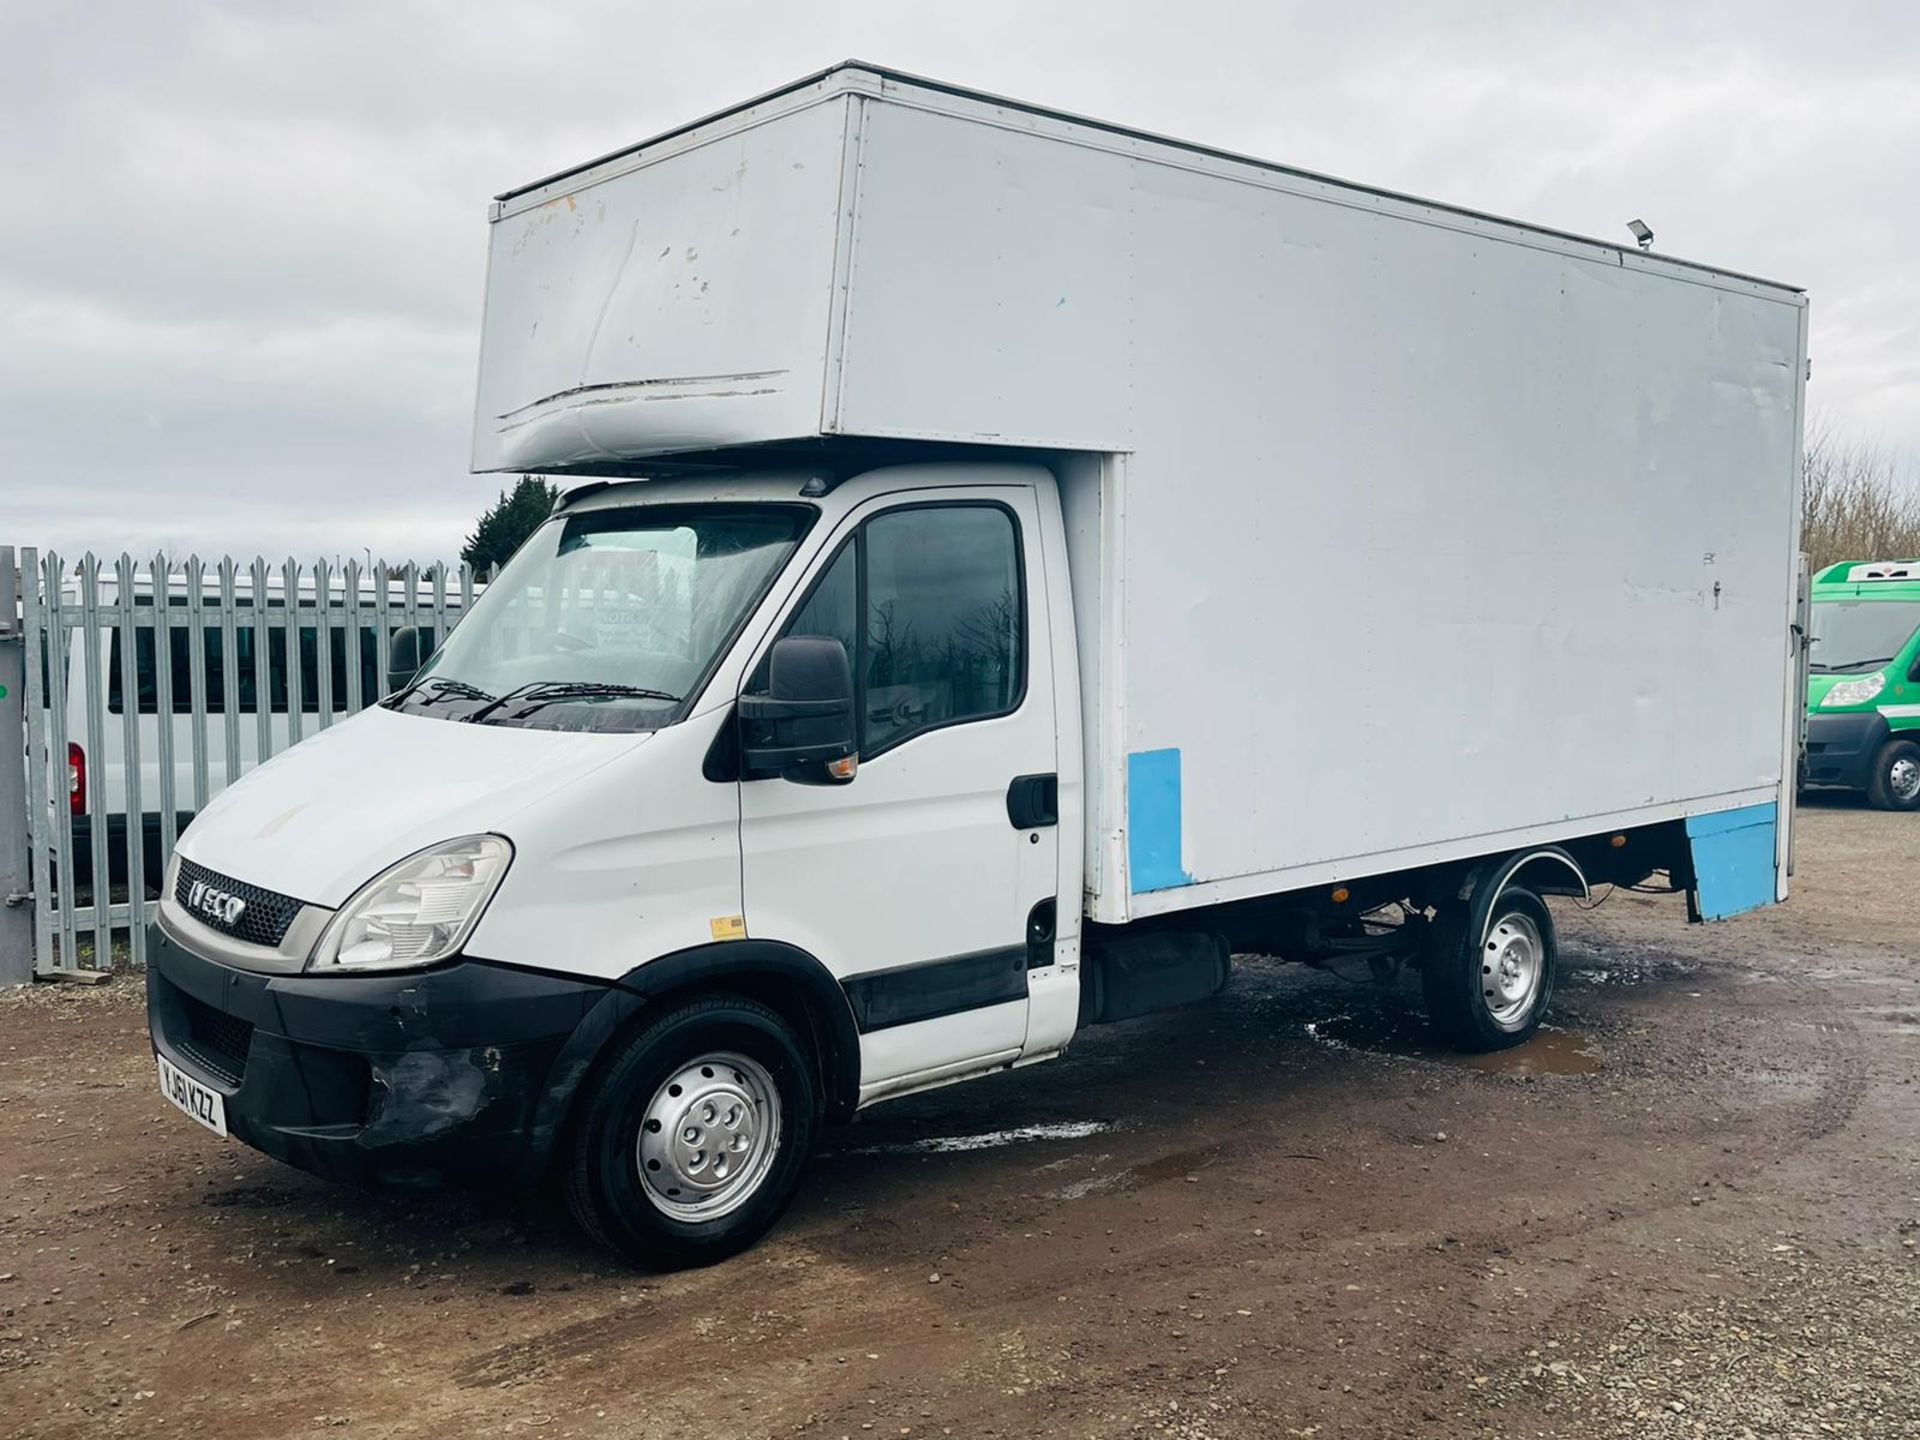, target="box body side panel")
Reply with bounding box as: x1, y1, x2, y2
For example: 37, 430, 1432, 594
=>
837, 98, 1805, 904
